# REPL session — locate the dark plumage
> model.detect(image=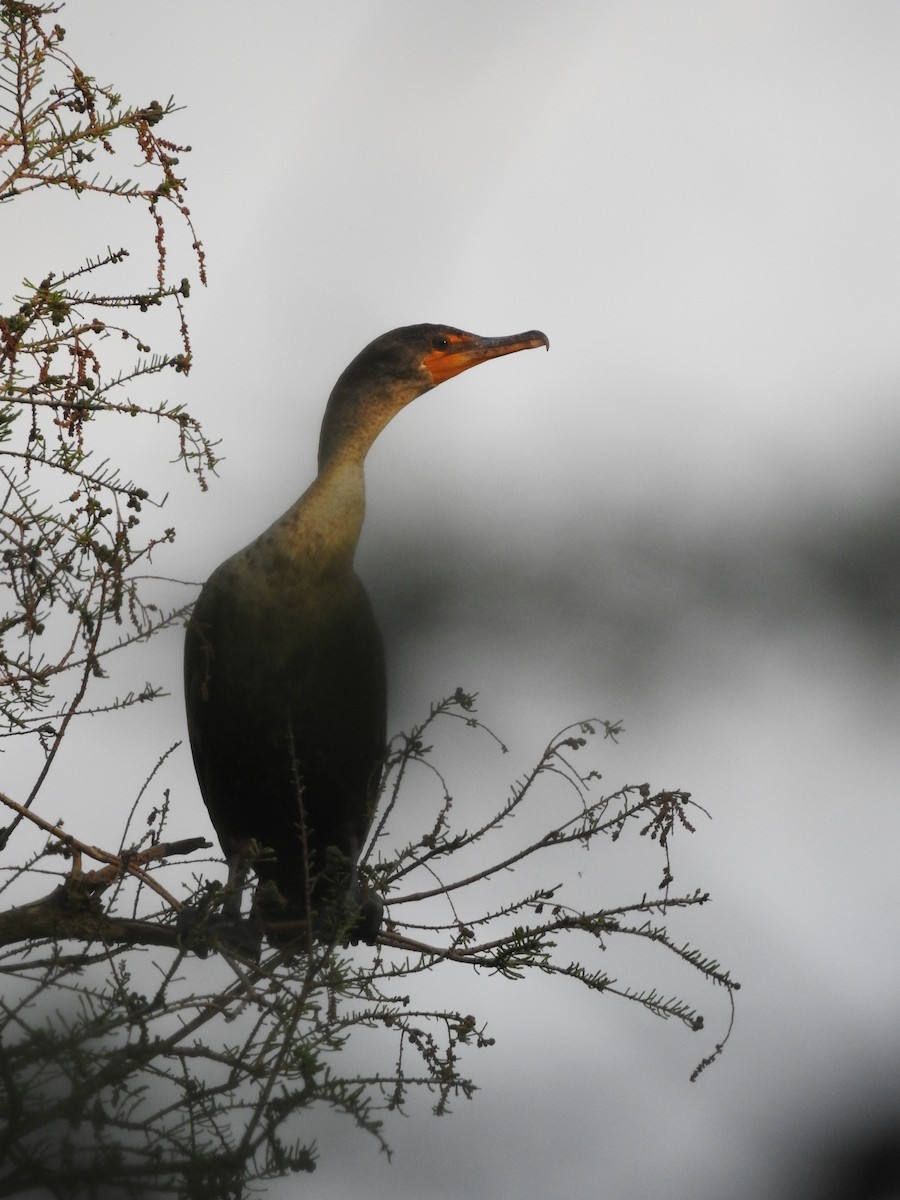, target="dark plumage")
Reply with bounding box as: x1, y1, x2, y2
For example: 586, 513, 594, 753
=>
184, 324, 549, 945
